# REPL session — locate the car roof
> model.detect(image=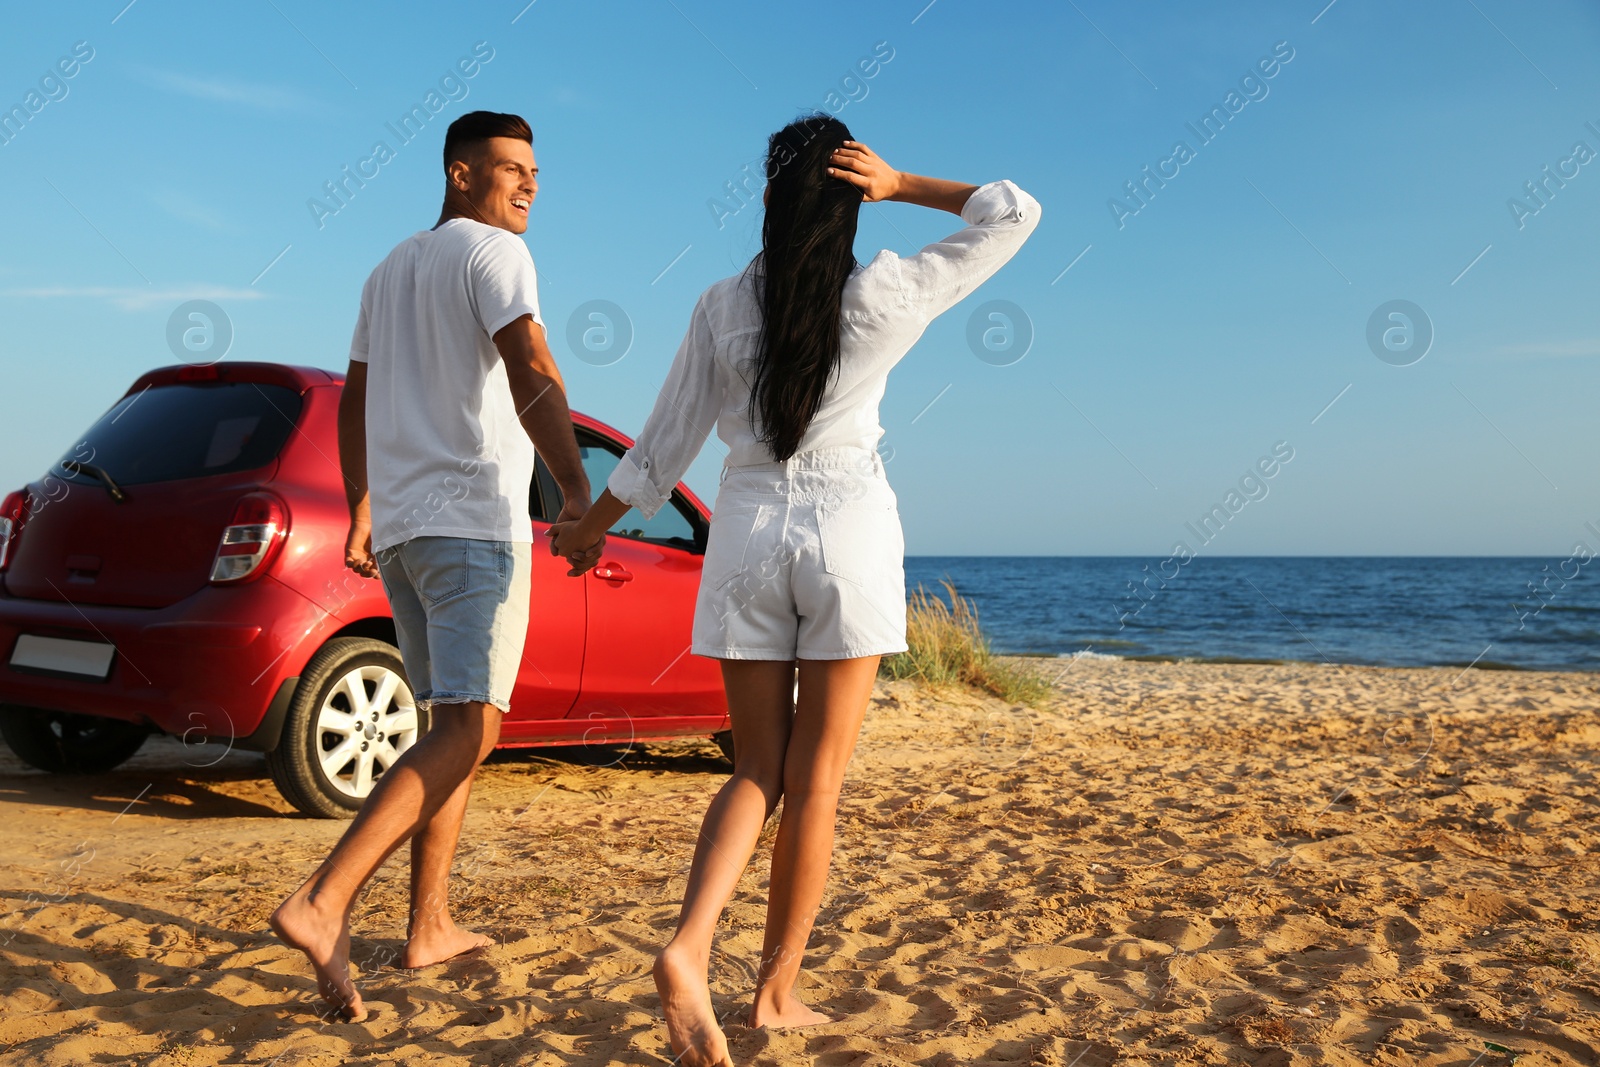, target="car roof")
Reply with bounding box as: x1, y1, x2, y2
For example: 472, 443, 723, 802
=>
127, 362, 340, 393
